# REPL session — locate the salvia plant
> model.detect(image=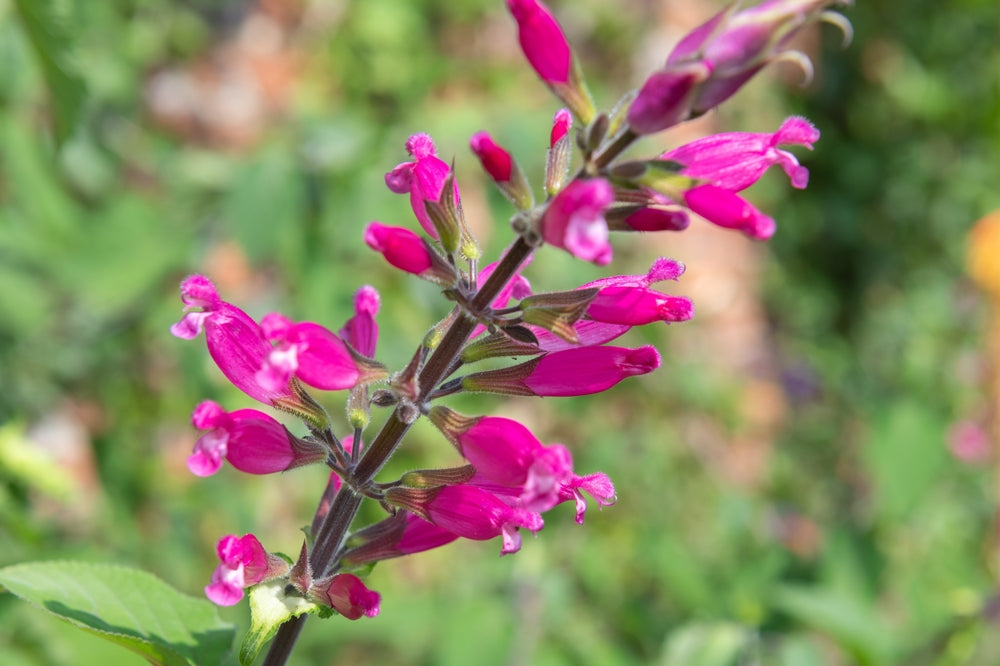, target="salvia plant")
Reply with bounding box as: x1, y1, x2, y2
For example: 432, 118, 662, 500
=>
0, 1, 853, 664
